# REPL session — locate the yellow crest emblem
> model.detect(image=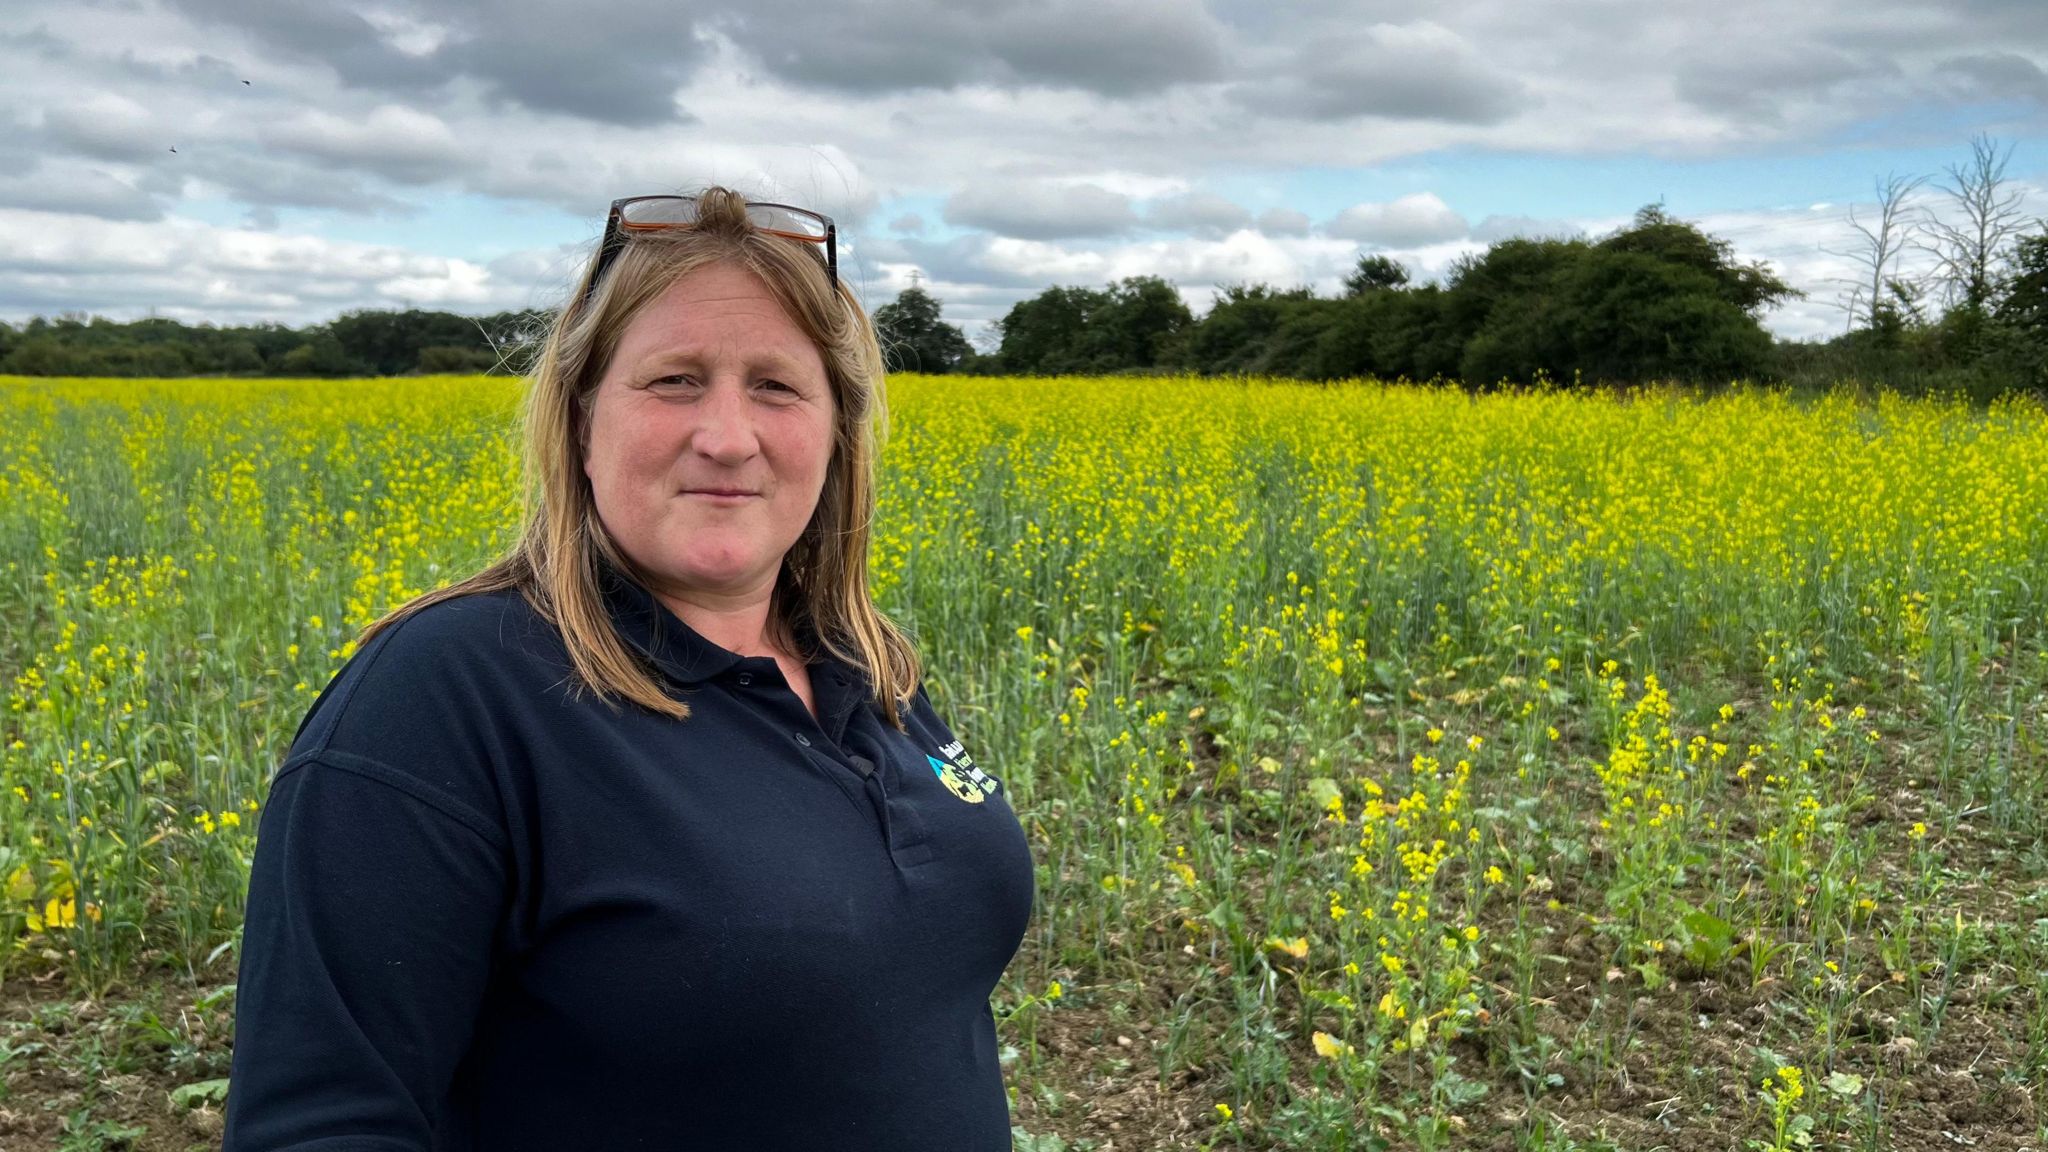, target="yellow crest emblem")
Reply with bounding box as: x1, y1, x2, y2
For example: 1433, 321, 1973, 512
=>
928, 755, 986, 804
